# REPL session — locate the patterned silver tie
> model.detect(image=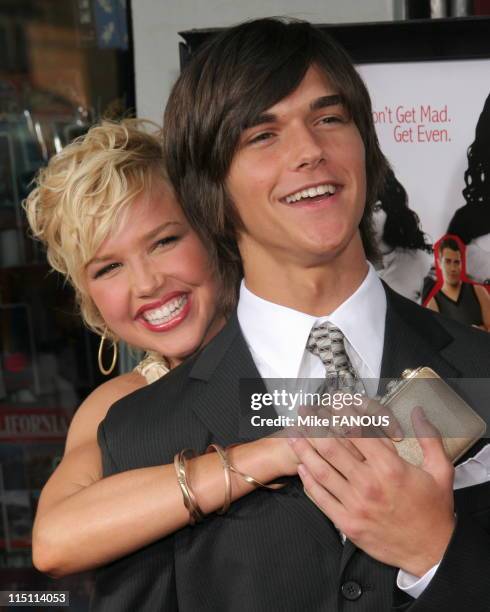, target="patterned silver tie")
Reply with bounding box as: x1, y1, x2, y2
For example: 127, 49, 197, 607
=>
306, 322, 359, 393
306, 321, 360, 544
